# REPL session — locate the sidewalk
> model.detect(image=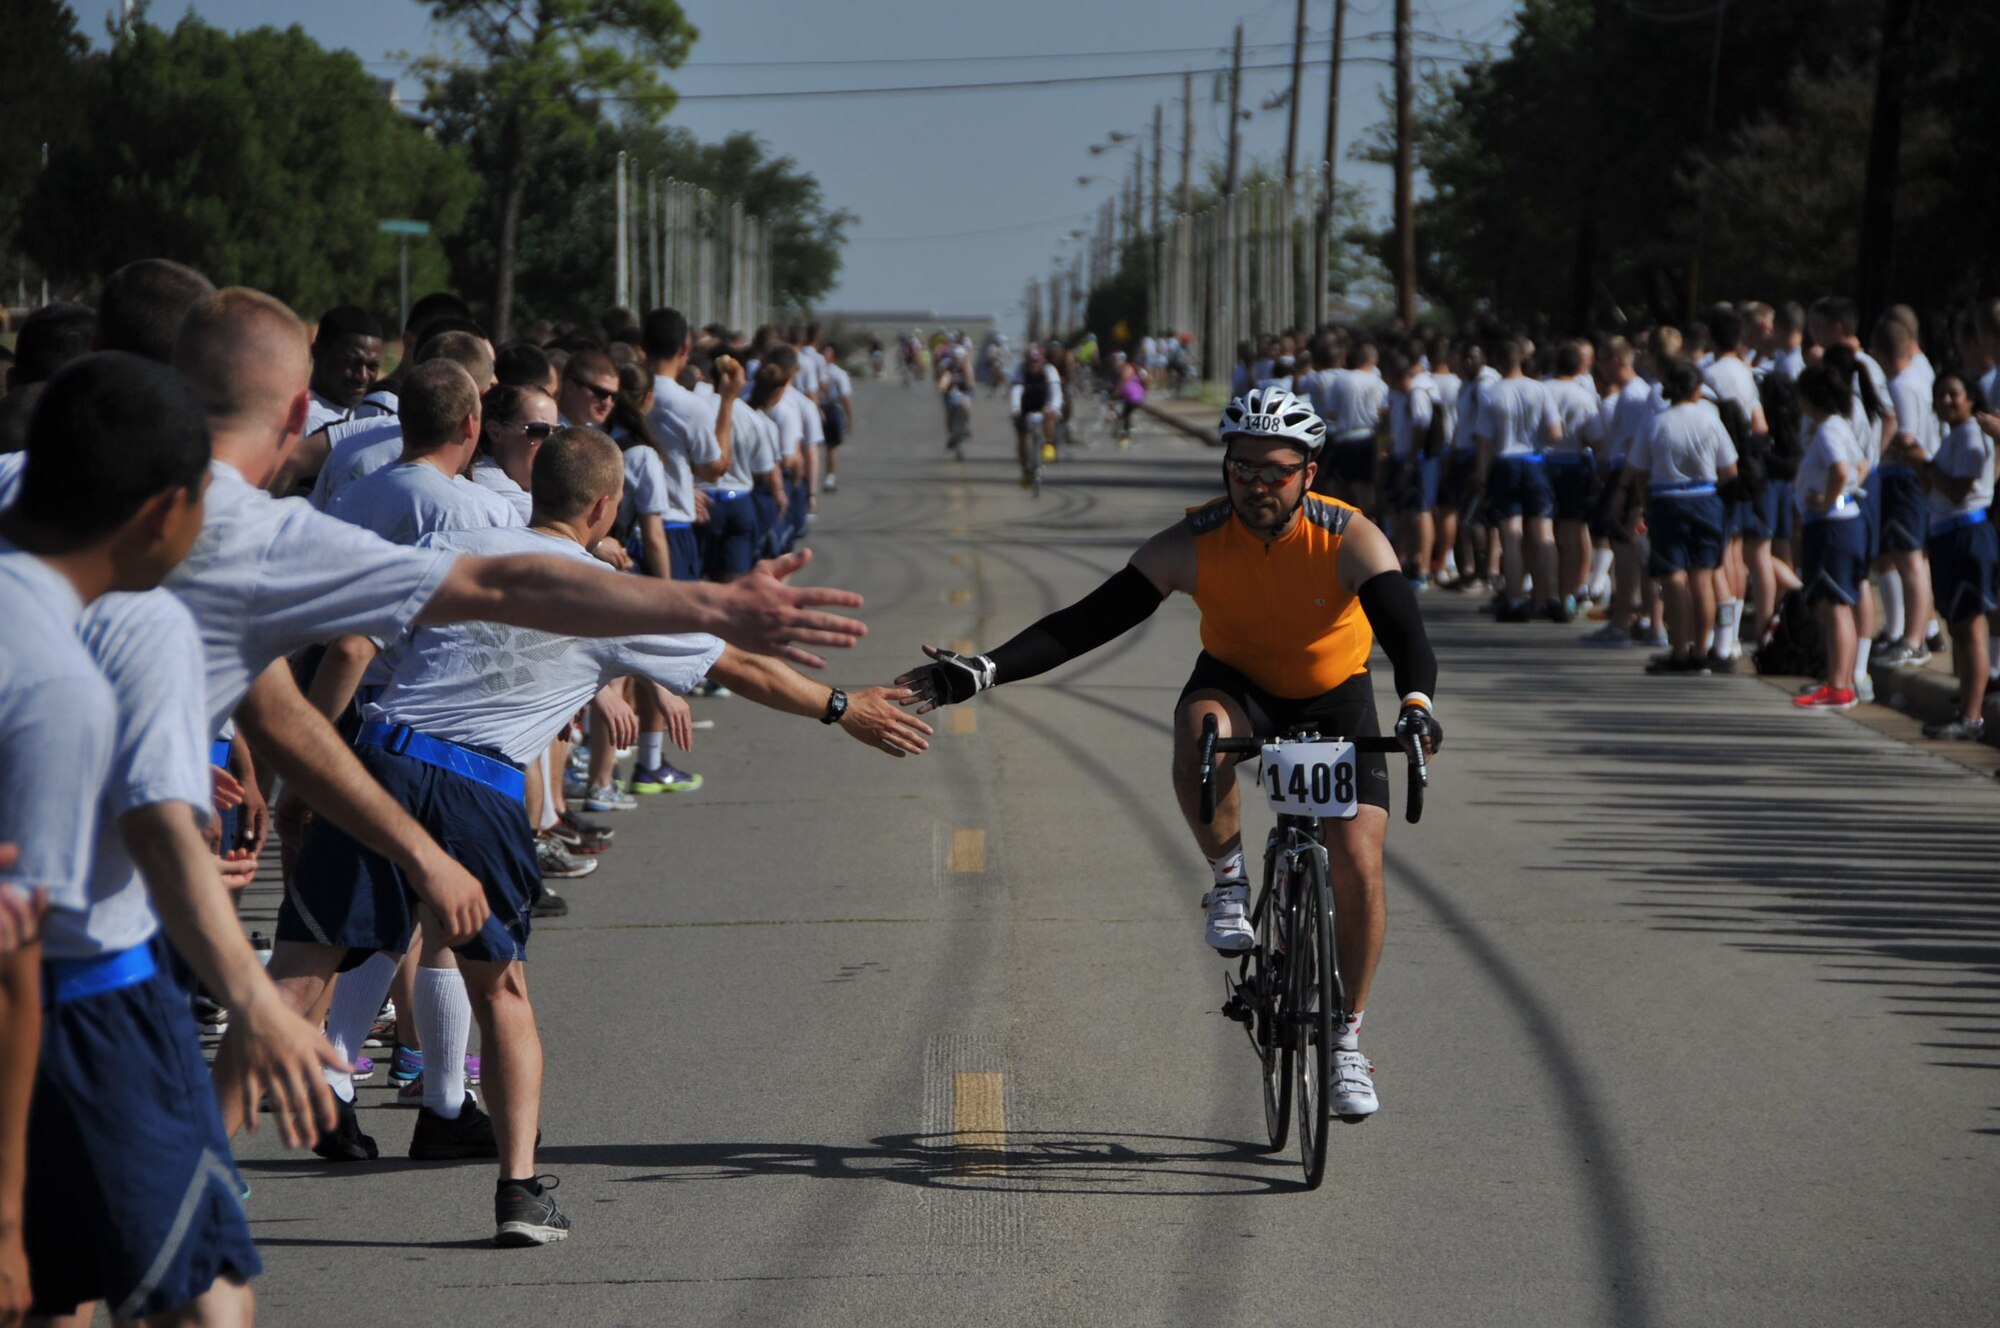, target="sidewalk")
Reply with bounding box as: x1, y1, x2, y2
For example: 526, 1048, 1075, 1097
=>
1139, 394, 1222, 446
